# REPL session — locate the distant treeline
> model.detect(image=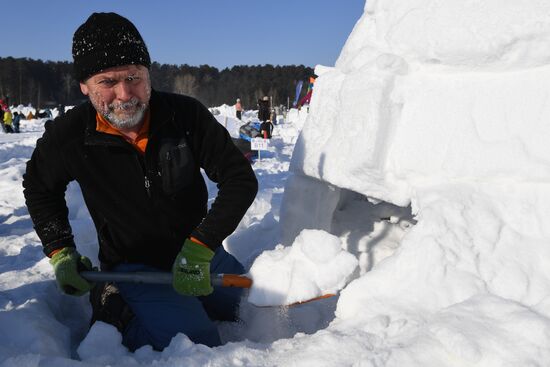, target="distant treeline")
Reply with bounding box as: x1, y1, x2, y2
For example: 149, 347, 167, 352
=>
0, 57, 314, 109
